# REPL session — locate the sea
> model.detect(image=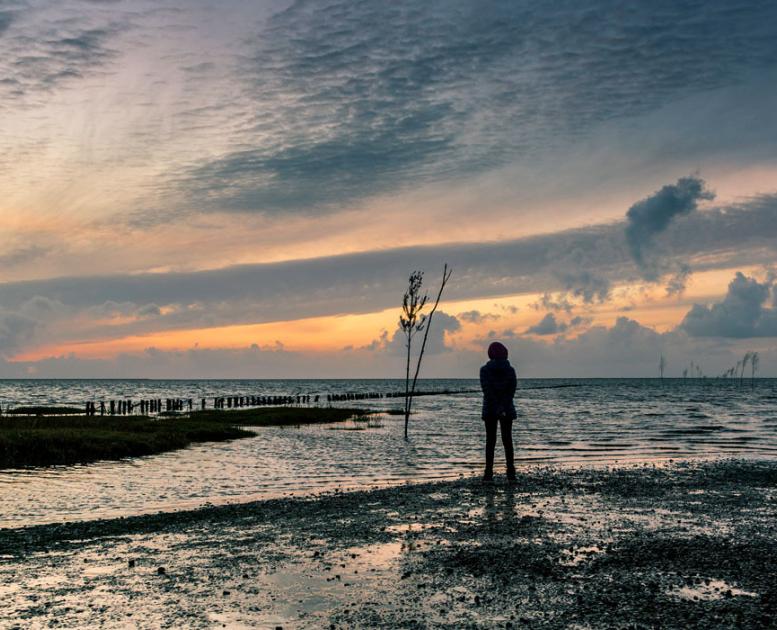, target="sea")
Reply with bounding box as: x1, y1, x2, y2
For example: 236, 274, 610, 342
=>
1, 378, 775, 528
